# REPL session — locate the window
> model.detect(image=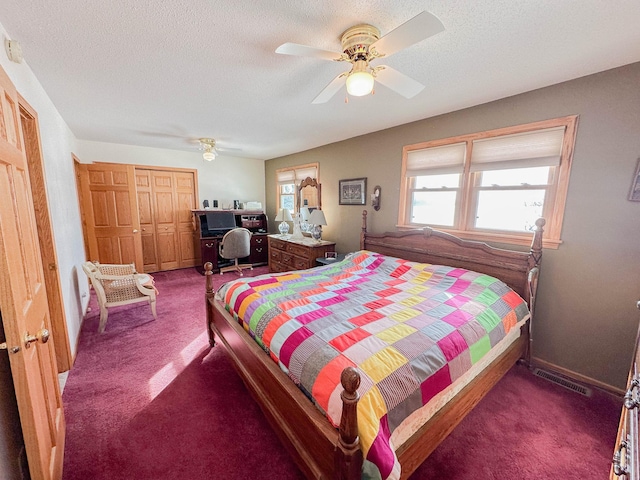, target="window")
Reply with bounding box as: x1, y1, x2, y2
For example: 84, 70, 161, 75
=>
276, 163, 319, 213
399, 116, 578, 248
